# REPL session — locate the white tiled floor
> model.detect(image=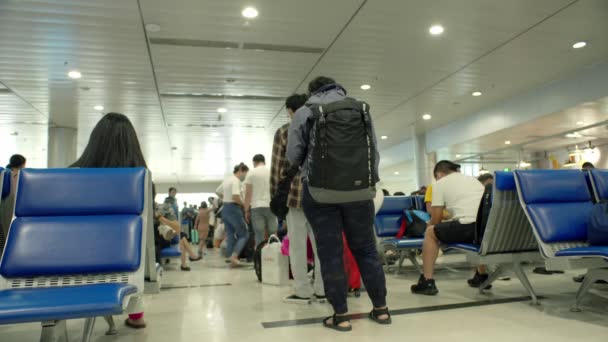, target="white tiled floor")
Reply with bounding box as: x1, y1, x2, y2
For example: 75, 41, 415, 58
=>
1, 252, 607, 341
